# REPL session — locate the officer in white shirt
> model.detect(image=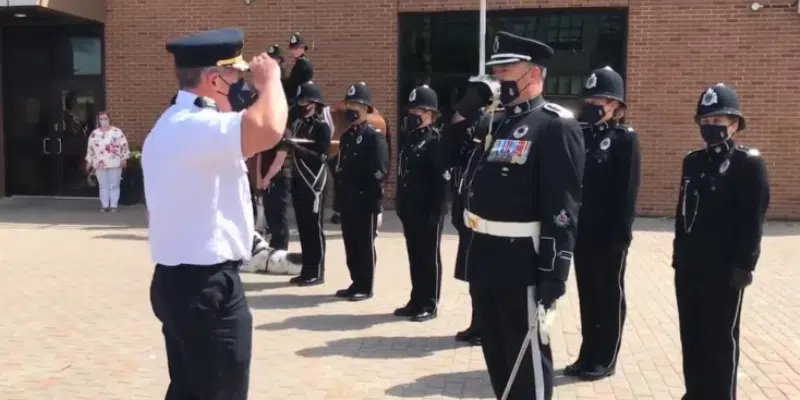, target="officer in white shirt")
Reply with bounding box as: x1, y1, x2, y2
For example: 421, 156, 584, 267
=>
144, 28, 287, 400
